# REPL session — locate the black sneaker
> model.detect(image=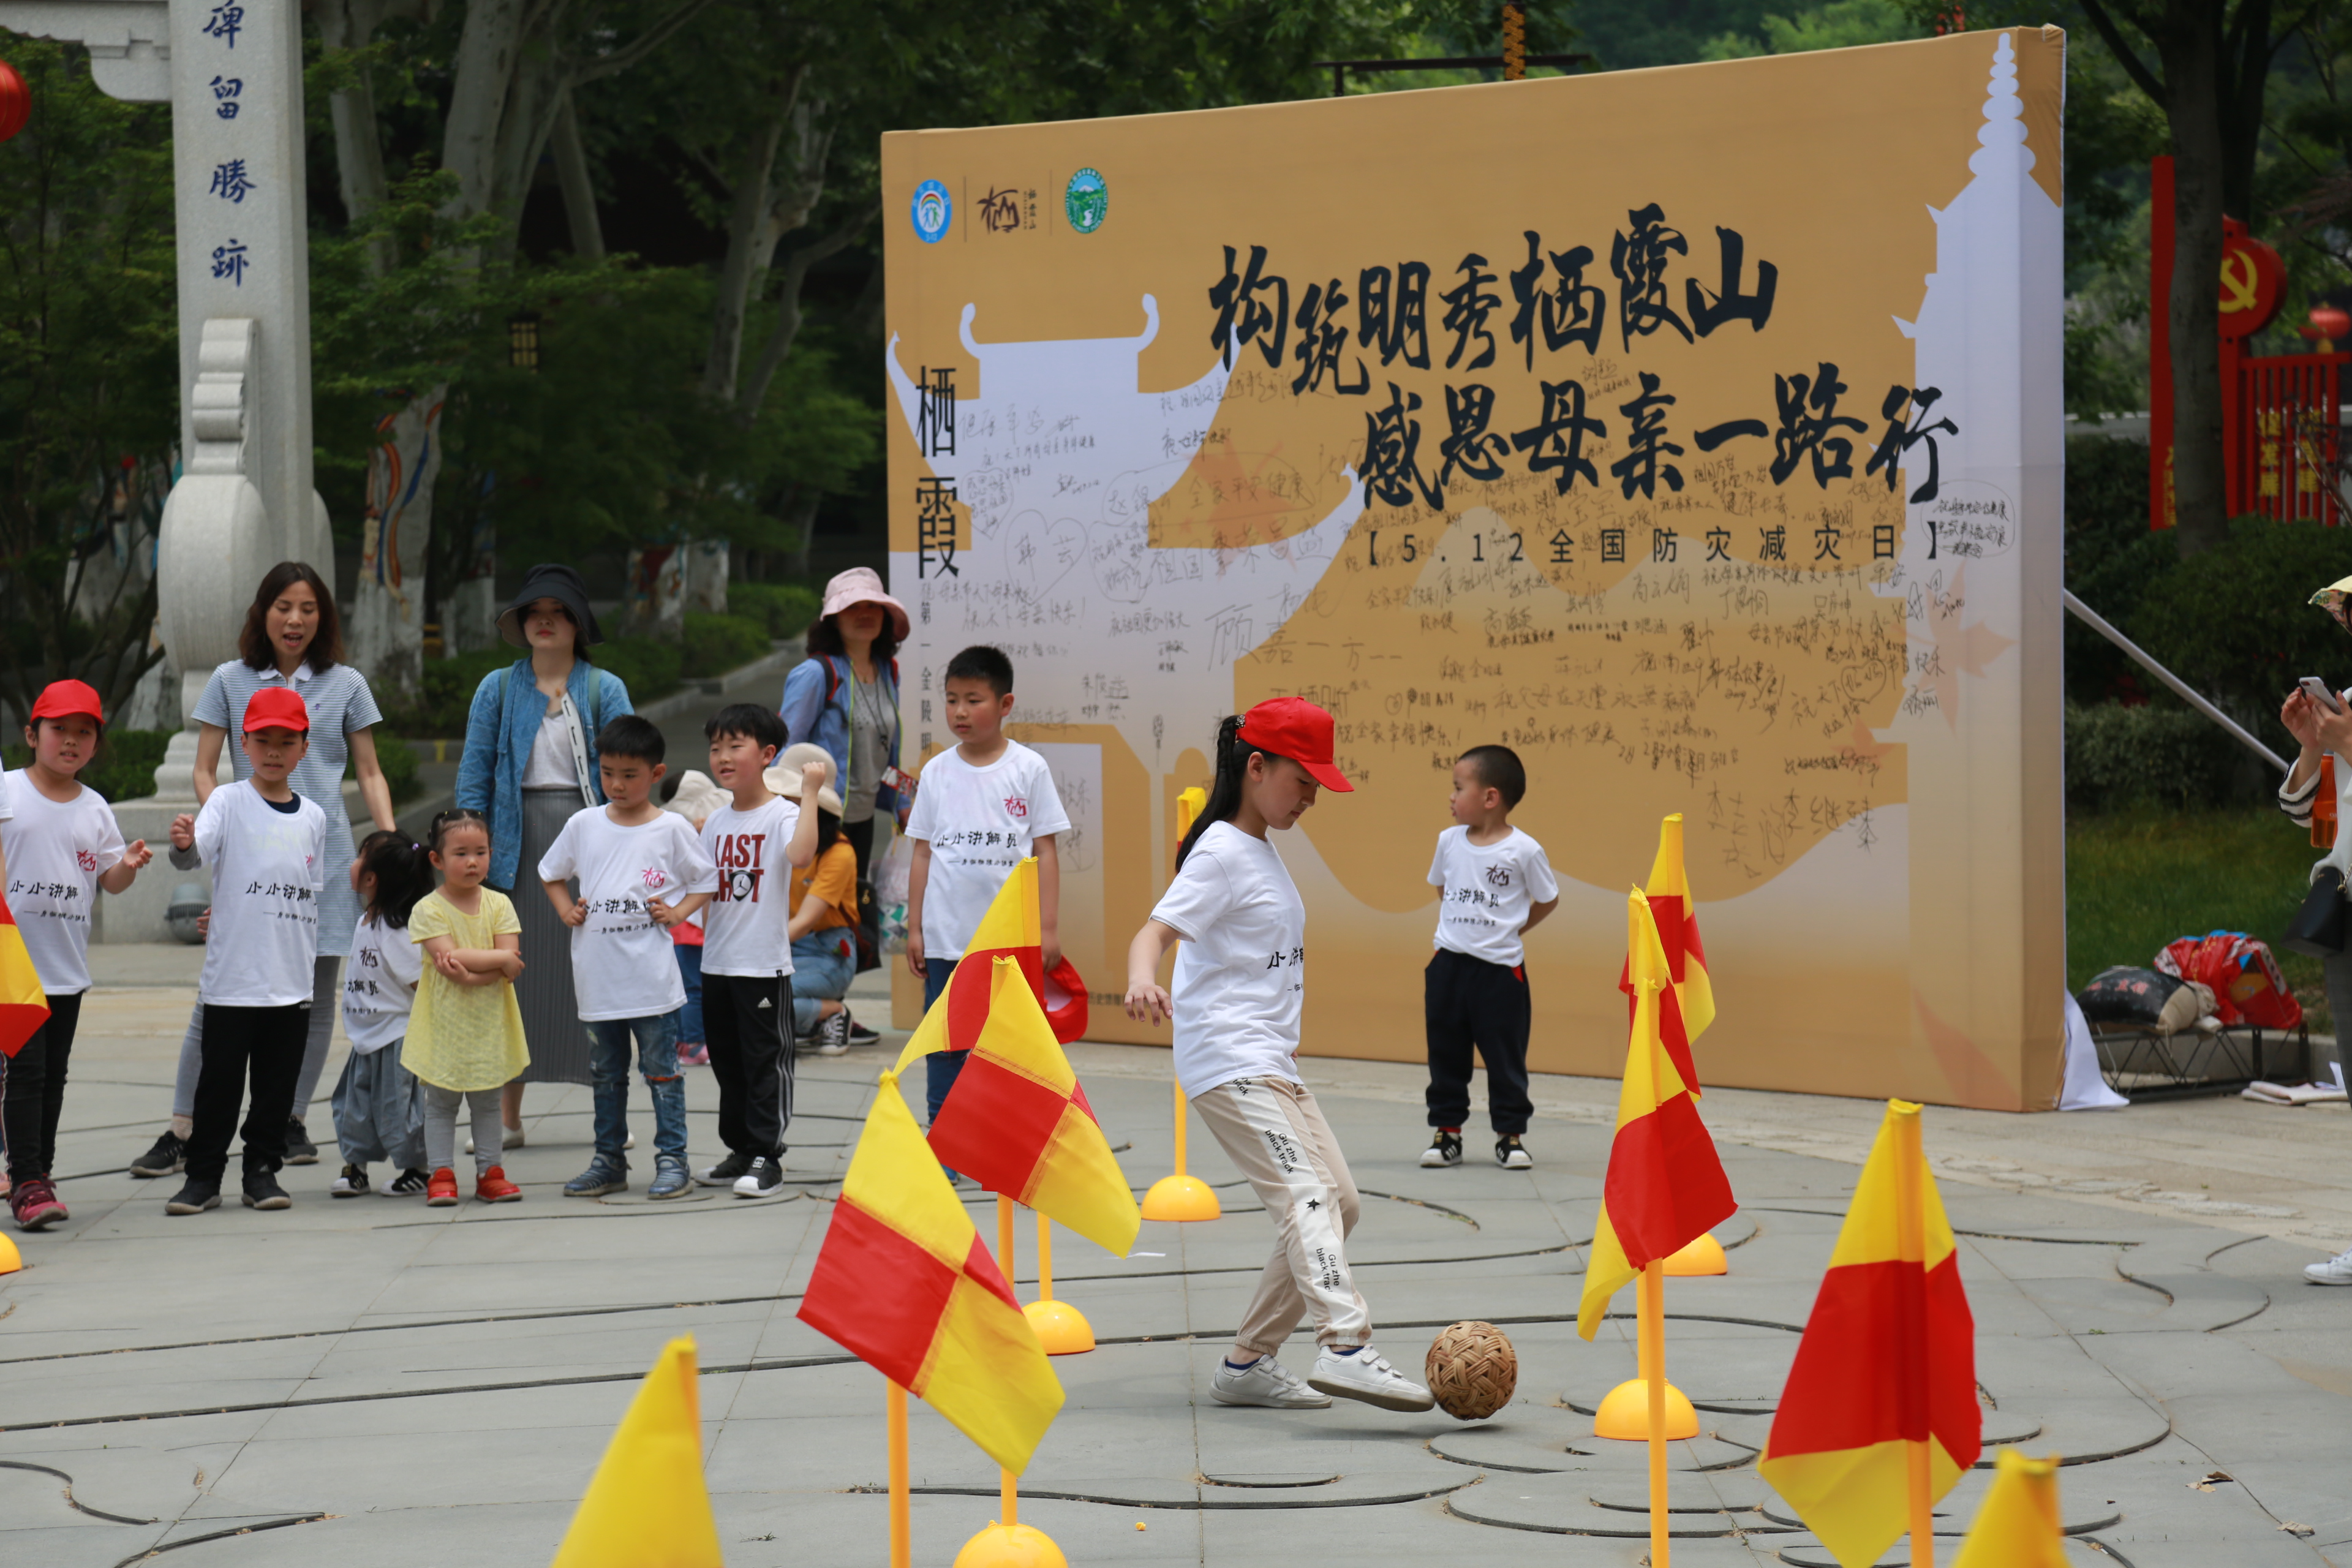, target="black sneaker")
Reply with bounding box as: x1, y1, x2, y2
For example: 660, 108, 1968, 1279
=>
283, 1120, 319, 1166
1496, 1136, 1533, 1170
330, 1164, 369, 1197
165, 1179, 220, 1215
696, 1150, 752, 1188
131, 1129, 186, 1178
242, 1172, 292, 1210
843, 1012, 881, 1047
1419, 1130, 1463, 1168
733, 1155, 786, 1199
385, 1167, 431, 1196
